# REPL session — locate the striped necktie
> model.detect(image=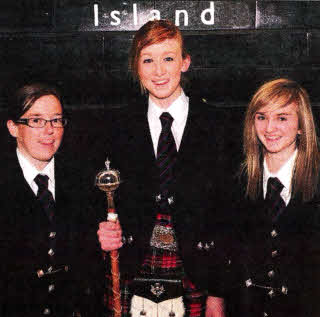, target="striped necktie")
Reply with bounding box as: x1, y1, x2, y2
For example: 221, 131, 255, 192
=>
34, 174, 55, 221
156, 112, 178, 211
265, 177, 286, 222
